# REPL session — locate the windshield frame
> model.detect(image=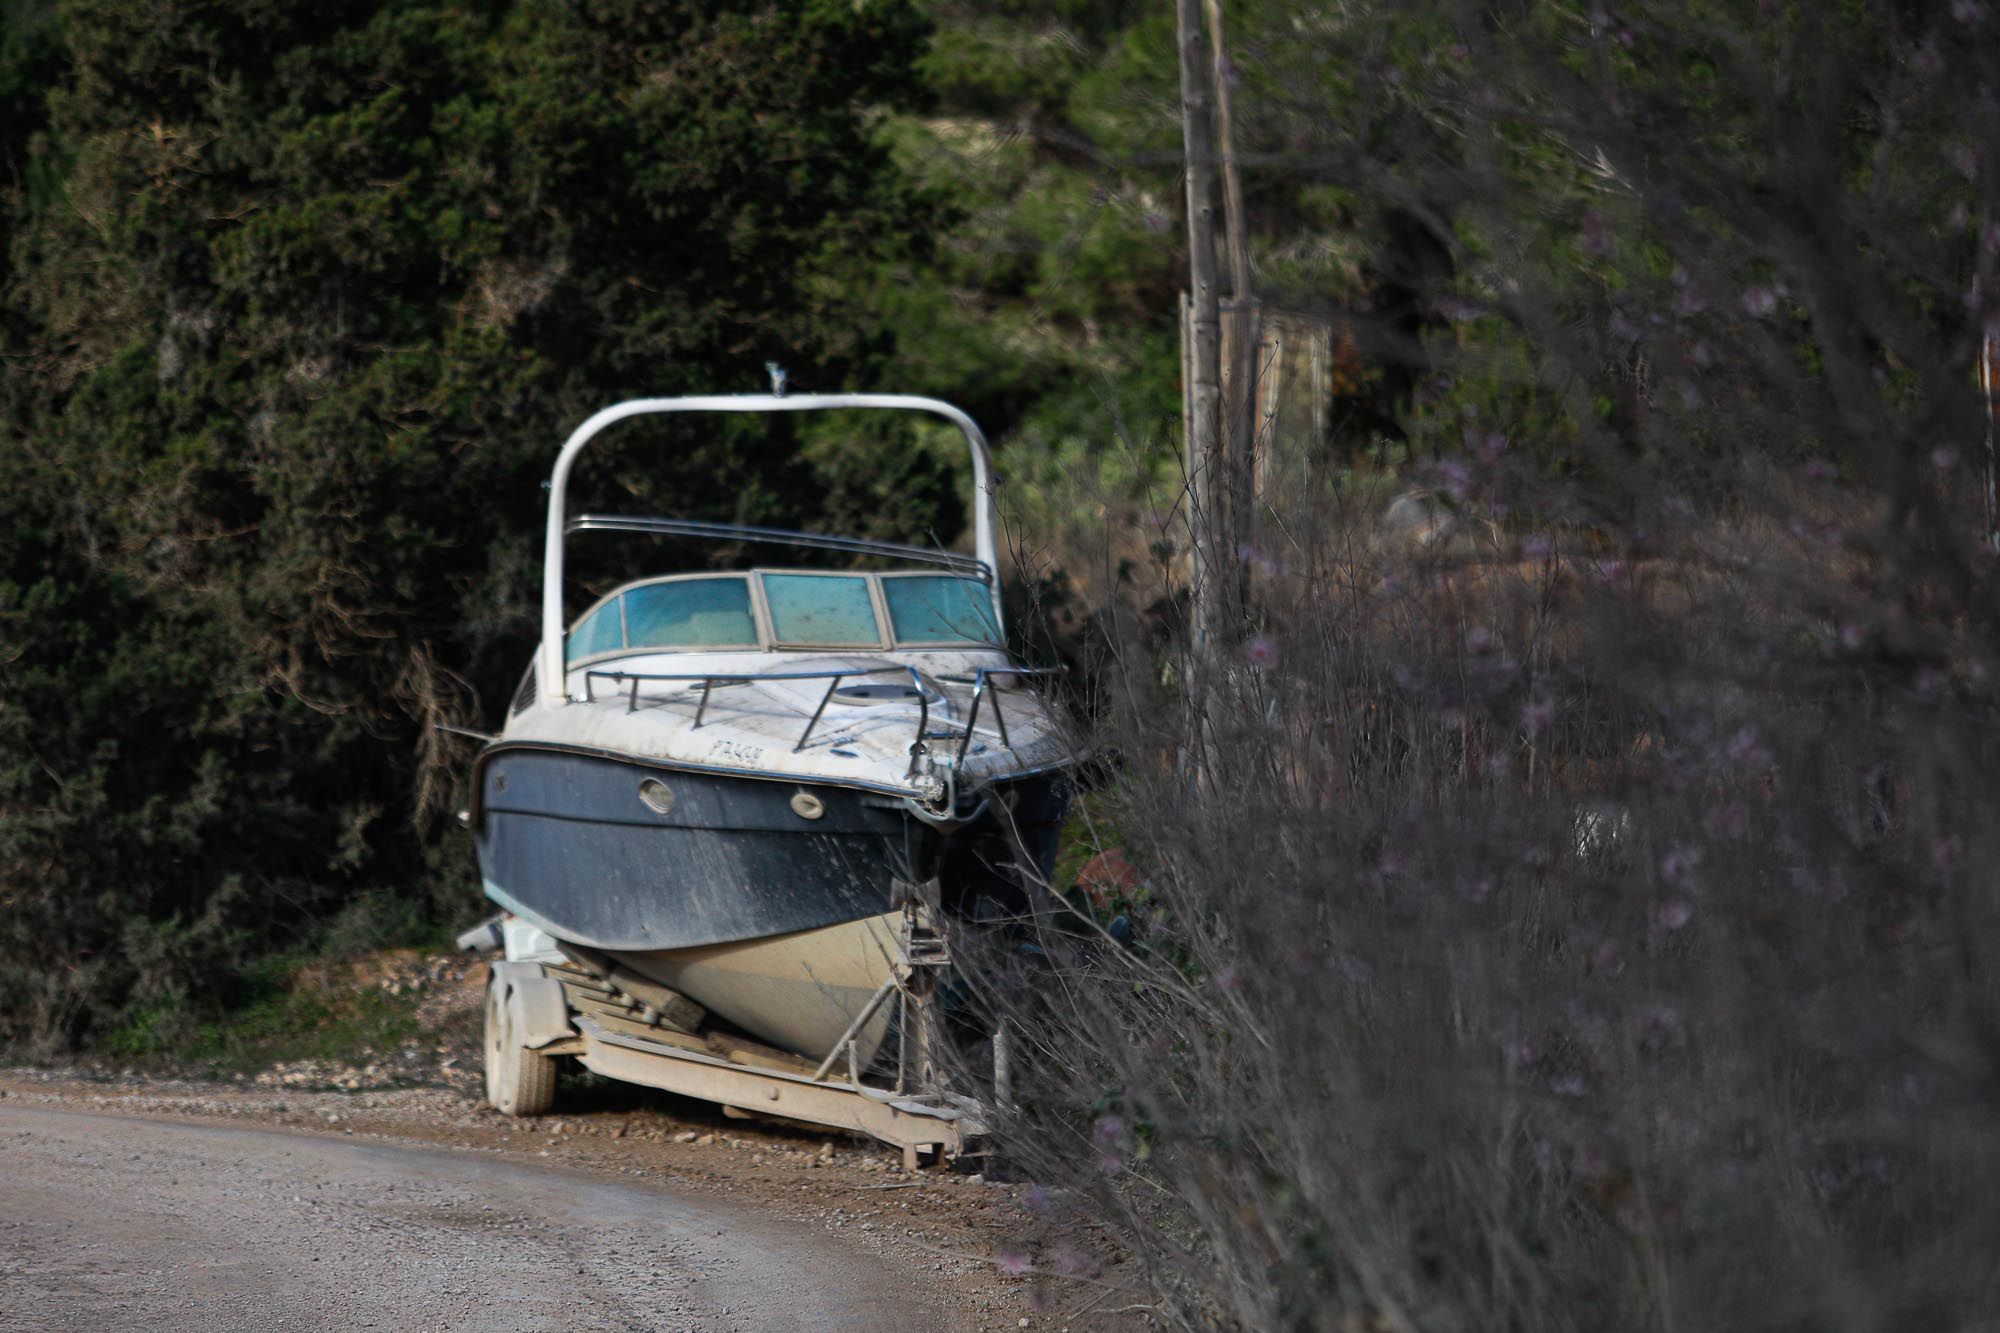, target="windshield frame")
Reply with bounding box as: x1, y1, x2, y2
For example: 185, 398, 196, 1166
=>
564, 567, 1003, 662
